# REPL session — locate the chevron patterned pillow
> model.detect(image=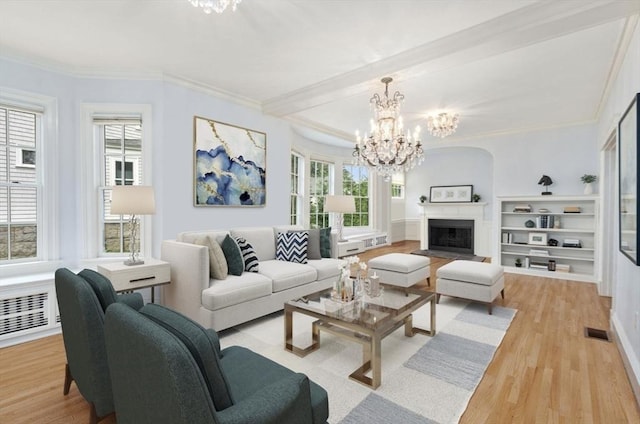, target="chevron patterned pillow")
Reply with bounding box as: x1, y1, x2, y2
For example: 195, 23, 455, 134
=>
234, 237, 259, 272
276, 231, 308, 264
